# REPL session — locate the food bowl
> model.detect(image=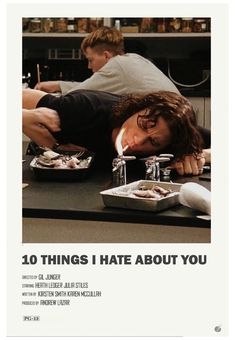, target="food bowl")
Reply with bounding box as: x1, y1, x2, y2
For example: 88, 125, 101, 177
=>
30, 150, 95, 181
